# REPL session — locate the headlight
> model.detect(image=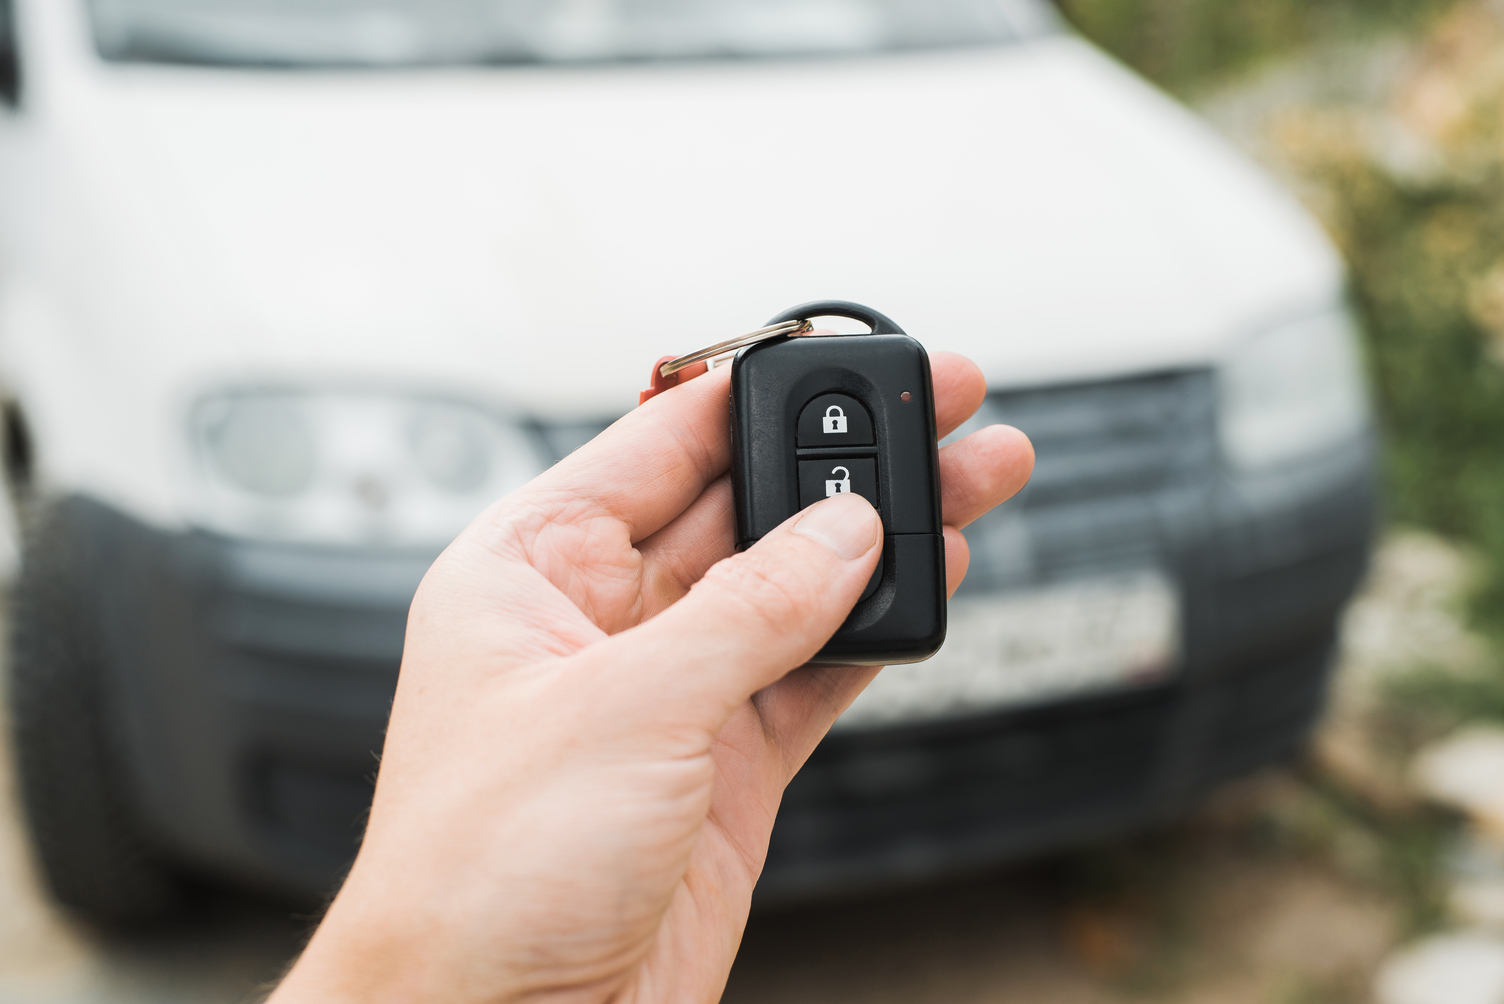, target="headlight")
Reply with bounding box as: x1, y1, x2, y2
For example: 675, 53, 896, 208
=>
1218, 305, 1371, 471
199, 395, 317, 497
409, 404, 493, 494
189, 389, 547, 546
